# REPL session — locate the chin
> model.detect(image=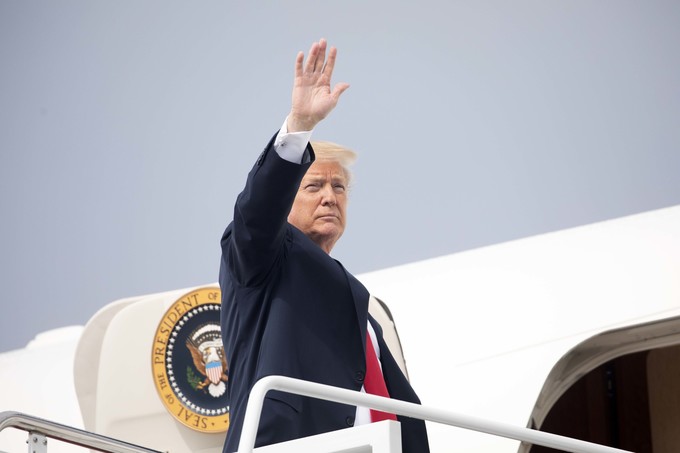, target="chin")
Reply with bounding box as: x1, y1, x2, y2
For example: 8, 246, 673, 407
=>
323, 226, 344, 239
309, 228, 343, 249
